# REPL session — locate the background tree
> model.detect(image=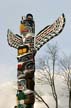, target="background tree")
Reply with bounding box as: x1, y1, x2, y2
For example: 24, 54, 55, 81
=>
59, 54, 71, 108
36, 43, 59, 108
